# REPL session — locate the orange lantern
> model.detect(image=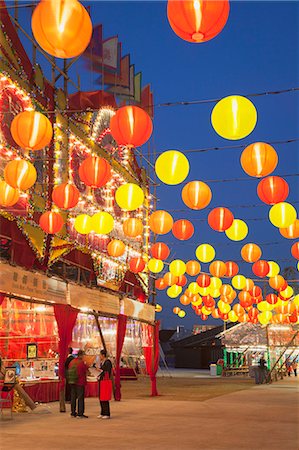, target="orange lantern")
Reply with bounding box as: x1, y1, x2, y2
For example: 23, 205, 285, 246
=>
167, 0, 230, 43
241, 243, 262, 263
129, 257, 146, 273
0, 180, 19, 207
209, 260, 226, 278
176, 275, 187, 287
196, 274, 210, 288
239, 292, 253, 308
240, 142, 278, 178
269, 275, 286, 291
172, 219, 194, 240
150, 242, 170, 260
233, 304, 245, 317
164, 272, 178, 286
107, 239, 126, 257
266, 293, 278, 305
79, 156, 111, 188
180, 295, 191, 306
225, 261, 239, 277
39, 211, 64, 234
220, 284, 233, 297
280, 220, 299, 239
182, 181, 212, 210
243, 278, 254, 292
173, 307, 181, 314
123, 218, 143, 238
52, 182, 80, 209
186, 260, 201, 276
4, 159, 37, 191
252, 260, 270, 277
10, 111, 53, 151
212, 308, 220, 319
31, 0, 92, 59
149, 210, 173, 235
208, 207, 234, 232
257, 176, 289, 205
291, 242, 299, 259
155, 278, 166, 290
110, 105, 152, 148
